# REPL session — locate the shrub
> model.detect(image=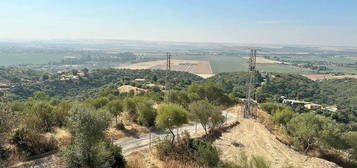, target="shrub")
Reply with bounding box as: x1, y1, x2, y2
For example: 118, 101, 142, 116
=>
155, 132, 220, 167
344, 132, 357, 159
23, 102, 55, 132
107, 142, 127, 168
63, 141, 126, 168
260, 102, 289, 114
193, 139, 220, 167
52, 102, 71, 127
11, 128, 58, 156
272, 109, 294, 125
